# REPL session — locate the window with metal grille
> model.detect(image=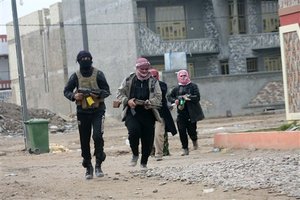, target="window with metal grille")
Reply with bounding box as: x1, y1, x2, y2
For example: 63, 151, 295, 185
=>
229, 0, 246, 34
187, 63, 195, 78
151, 64, 165, 72
247, 58, 258, 72
261, 0, 279, 32
155, 6, 186, 40
137, 7, 147, 27
264, 55, 282, 71
220, 60, 229, 74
